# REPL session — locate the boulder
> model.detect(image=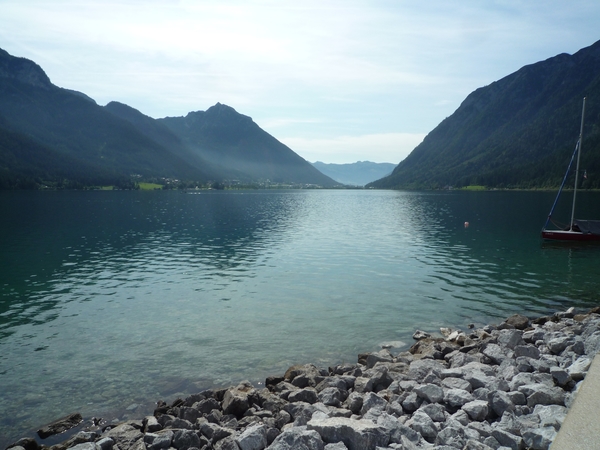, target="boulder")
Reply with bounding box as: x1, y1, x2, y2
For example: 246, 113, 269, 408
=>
236, 423, 267, 450
491, 428, 523, 450
444, 388, 475, 408
567, 356, 592, 380
267, 427, 325, 450
359, 392, 388, 416
407, 410, 438, 442
441, 377, 472, 392
214, 436, 241, 450
103, 424, 144, 450
435, 425, 466, 448
375, 412, 421, 444
490, 390, 515, 417
522, 427, 557, 450
318, 387, 347, 407
414, 383, 444, 403
497, 329, 524, 350
223, 381, 256, 417
418, 403, 446, 422
412, 330, 431, 340
505, 314, 530, 330
482, 343, 509, 364
307, 417, 389, 450
172, 429, 202, 450
462, 400, 489, 421
288, 388, 318, 404
365, 349, 393, 368
323, 443, 348, 450
37, 412, 83, 439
